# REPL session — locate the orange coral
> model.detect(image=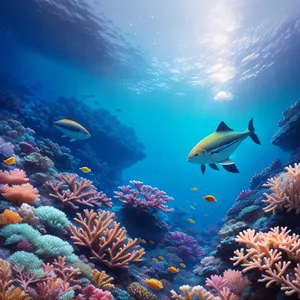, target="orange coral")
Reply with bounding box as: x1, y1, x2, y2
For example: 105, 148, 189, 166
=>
92, 269, 115, 291
69, 209, 145, 268
0, 210, 23, 226
0, 183, 39, 205
231, 226, 300, 297
0, 169, 29, 185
